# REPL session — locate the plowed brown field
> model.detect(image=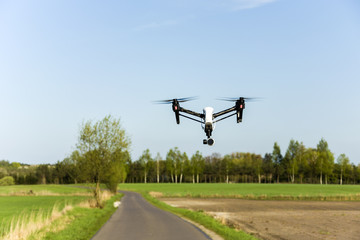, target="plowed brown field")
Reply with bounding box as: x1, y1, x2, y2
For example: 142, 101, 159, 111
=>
161, 198, 360, 240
